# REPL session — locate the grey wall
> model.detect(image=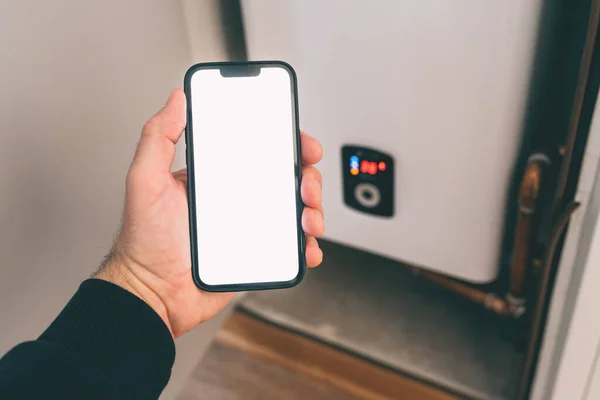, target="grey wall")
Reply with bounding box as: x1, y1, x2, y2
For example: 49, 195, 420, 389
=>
0, 1, 229, 398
